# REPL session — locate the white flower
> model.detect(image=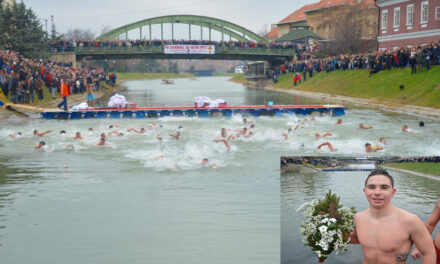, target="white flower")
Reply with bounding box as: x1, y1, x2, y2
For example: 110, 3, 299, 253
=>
322, 217, 329, 223
315, 251, 321, 257
329, 218, 337, 223
319, 225, 328, 233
